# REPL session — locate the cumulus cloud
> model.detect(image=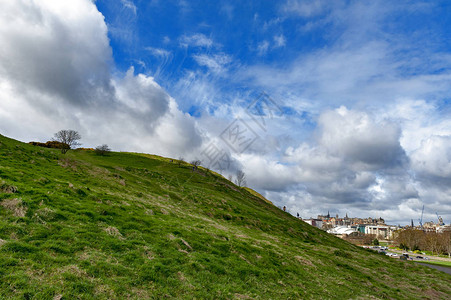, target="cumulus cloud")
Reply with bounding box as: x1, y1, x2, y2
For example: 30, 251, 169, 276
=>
411, 135, 451, 181
0, 0, 113, 106
318, 107, 407, 169
239, 102, 450, 223
0, 0, 202, 158
234, 106, 418, 220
